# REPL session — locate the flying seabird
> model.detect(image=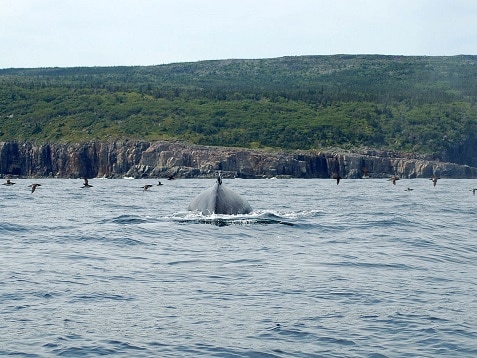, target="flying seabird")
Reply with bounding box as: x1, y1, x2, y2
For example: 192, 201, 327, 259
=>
332, 173, 342, 185
142, 184, 153, 191
82, 177, 93, 188
157, 181, 163, 186
29, 183, 41, 193
168, 175, 175, 180
405, 187, 413, 191
470, 189, 477, 196
430, 175, 440, 187
389, 175, 400, 185
2, 179, 15, 186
